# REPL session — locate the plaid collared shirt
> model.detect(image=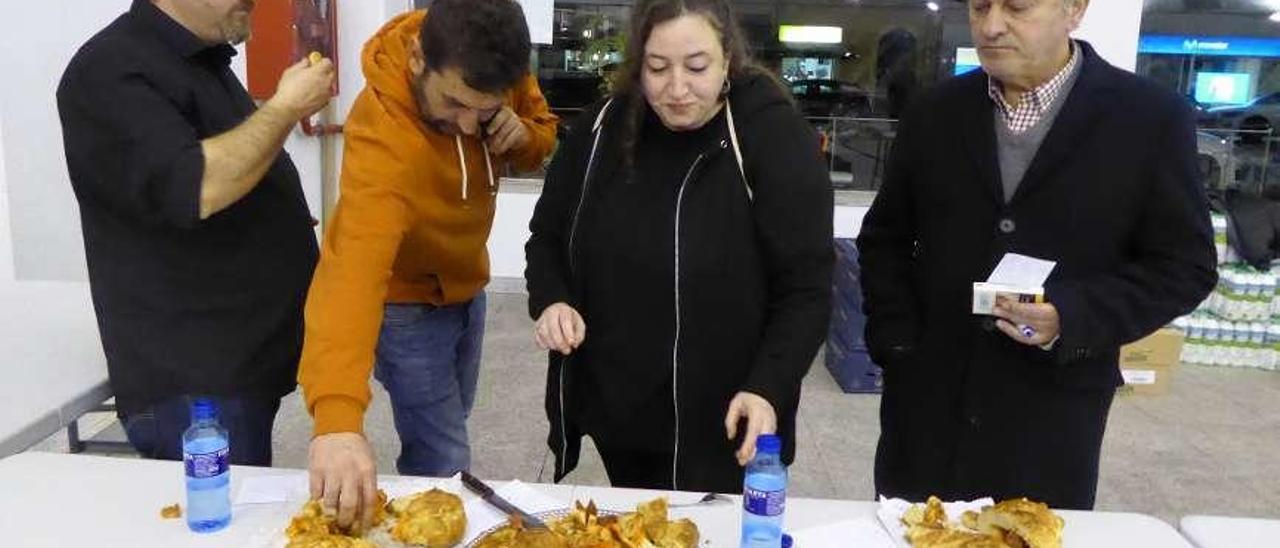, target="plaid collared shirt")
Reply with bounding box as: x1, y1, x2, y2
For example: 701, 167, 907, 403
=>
988, 42, 1080, 134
